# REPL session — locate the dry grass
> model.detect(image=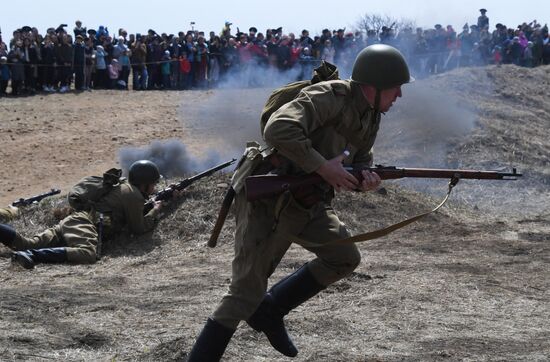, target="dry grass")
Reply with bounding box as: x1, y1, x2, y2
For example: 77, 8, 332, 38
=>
1, 65, 550, 361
